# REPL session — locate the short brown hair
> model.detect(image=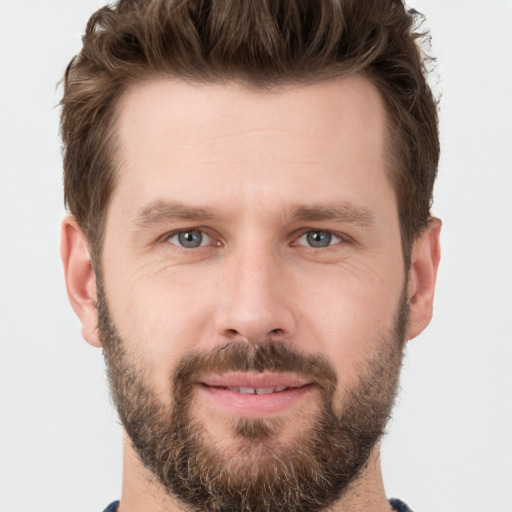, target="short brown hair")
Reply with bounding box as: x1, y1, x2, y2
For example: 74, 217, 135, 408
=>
61, 0, 439, 262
